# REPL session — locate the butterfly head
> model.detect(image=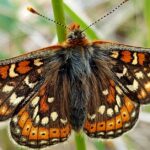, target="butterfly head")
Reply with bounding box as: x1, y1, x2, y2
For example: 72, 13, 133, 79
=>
66, 23, 88, 46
